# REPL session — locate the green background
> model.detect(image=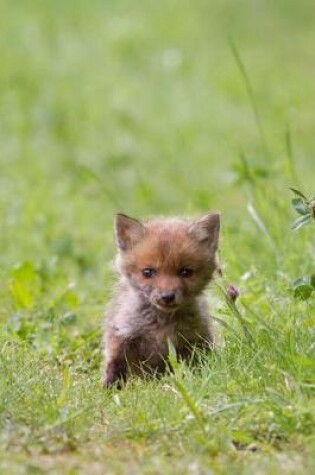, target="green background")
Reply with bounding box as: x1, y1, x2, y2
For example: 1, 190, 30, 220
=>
0, 1, 314, 473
